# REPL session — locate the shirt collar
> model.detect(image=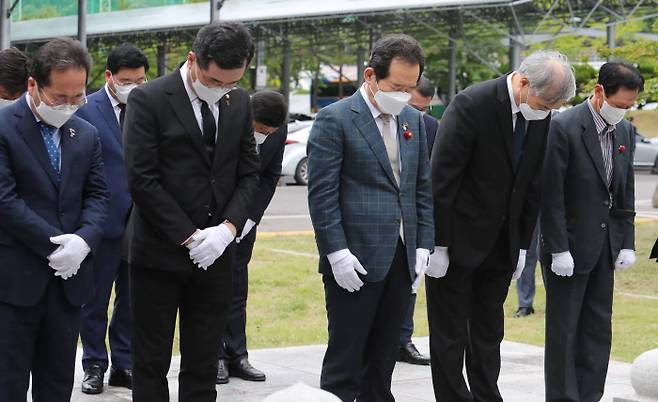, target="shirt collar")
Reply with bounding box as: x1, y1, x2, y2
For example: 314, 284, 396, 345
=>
26, 92, 43, 124
507, 72, 520, 116
179, 62, 198, 103
587, 97, 615, 135
359, 83, 397, 122
104, 84, 121, 109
